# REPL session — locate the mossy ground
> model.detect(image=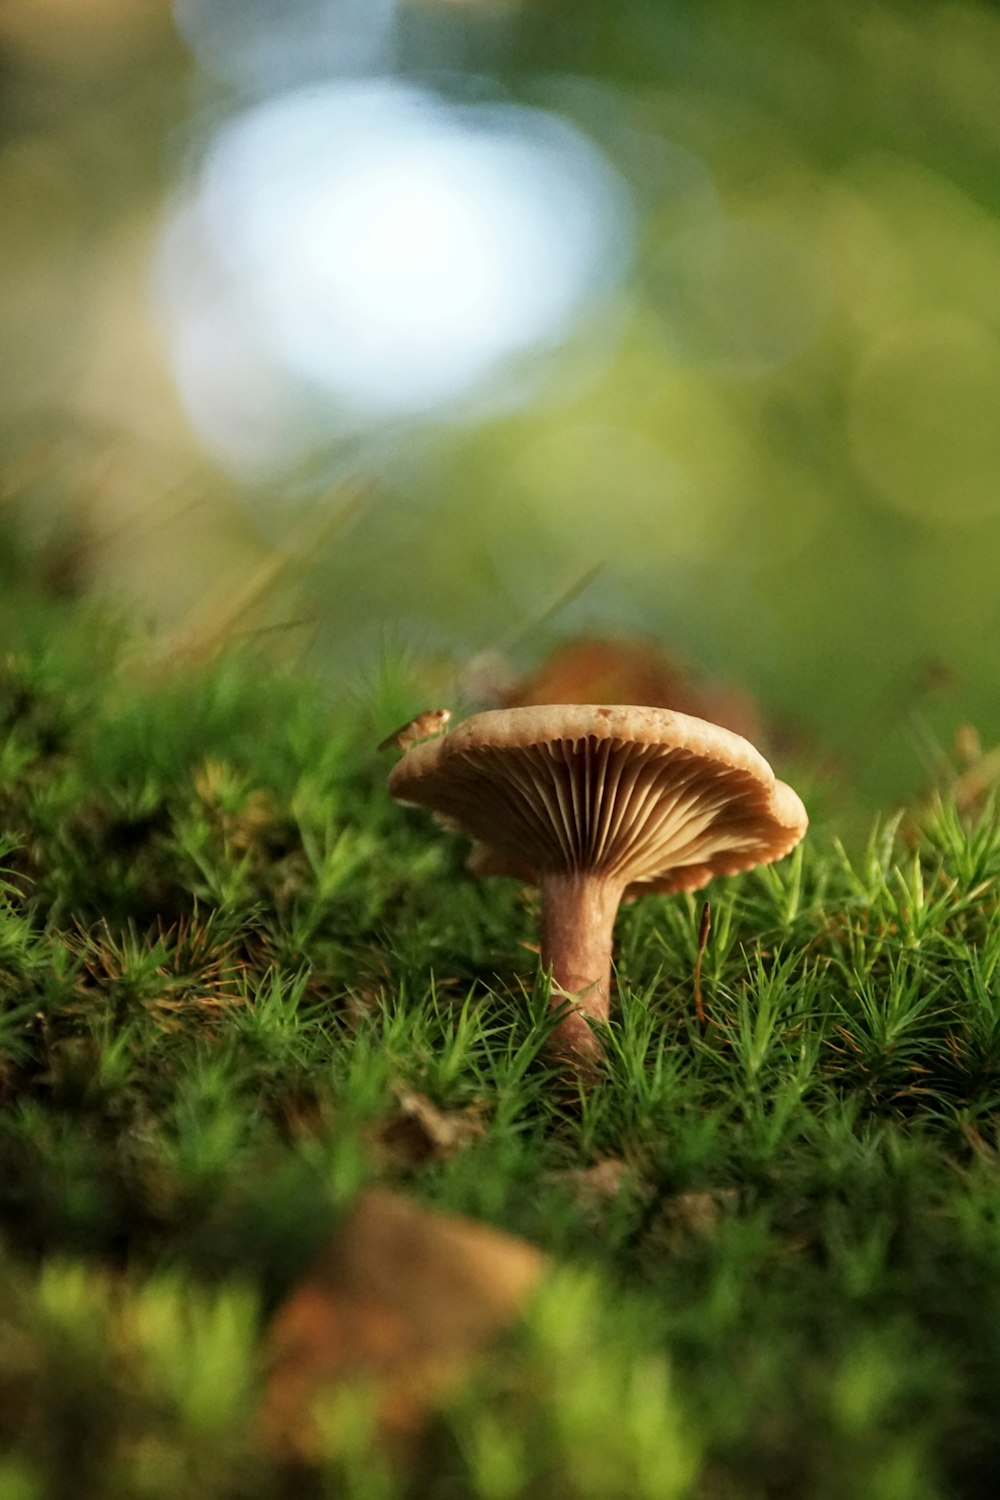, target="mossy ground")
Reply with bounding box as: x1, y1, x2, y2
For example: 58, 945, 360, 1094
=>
2, 589, 1000, 1499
